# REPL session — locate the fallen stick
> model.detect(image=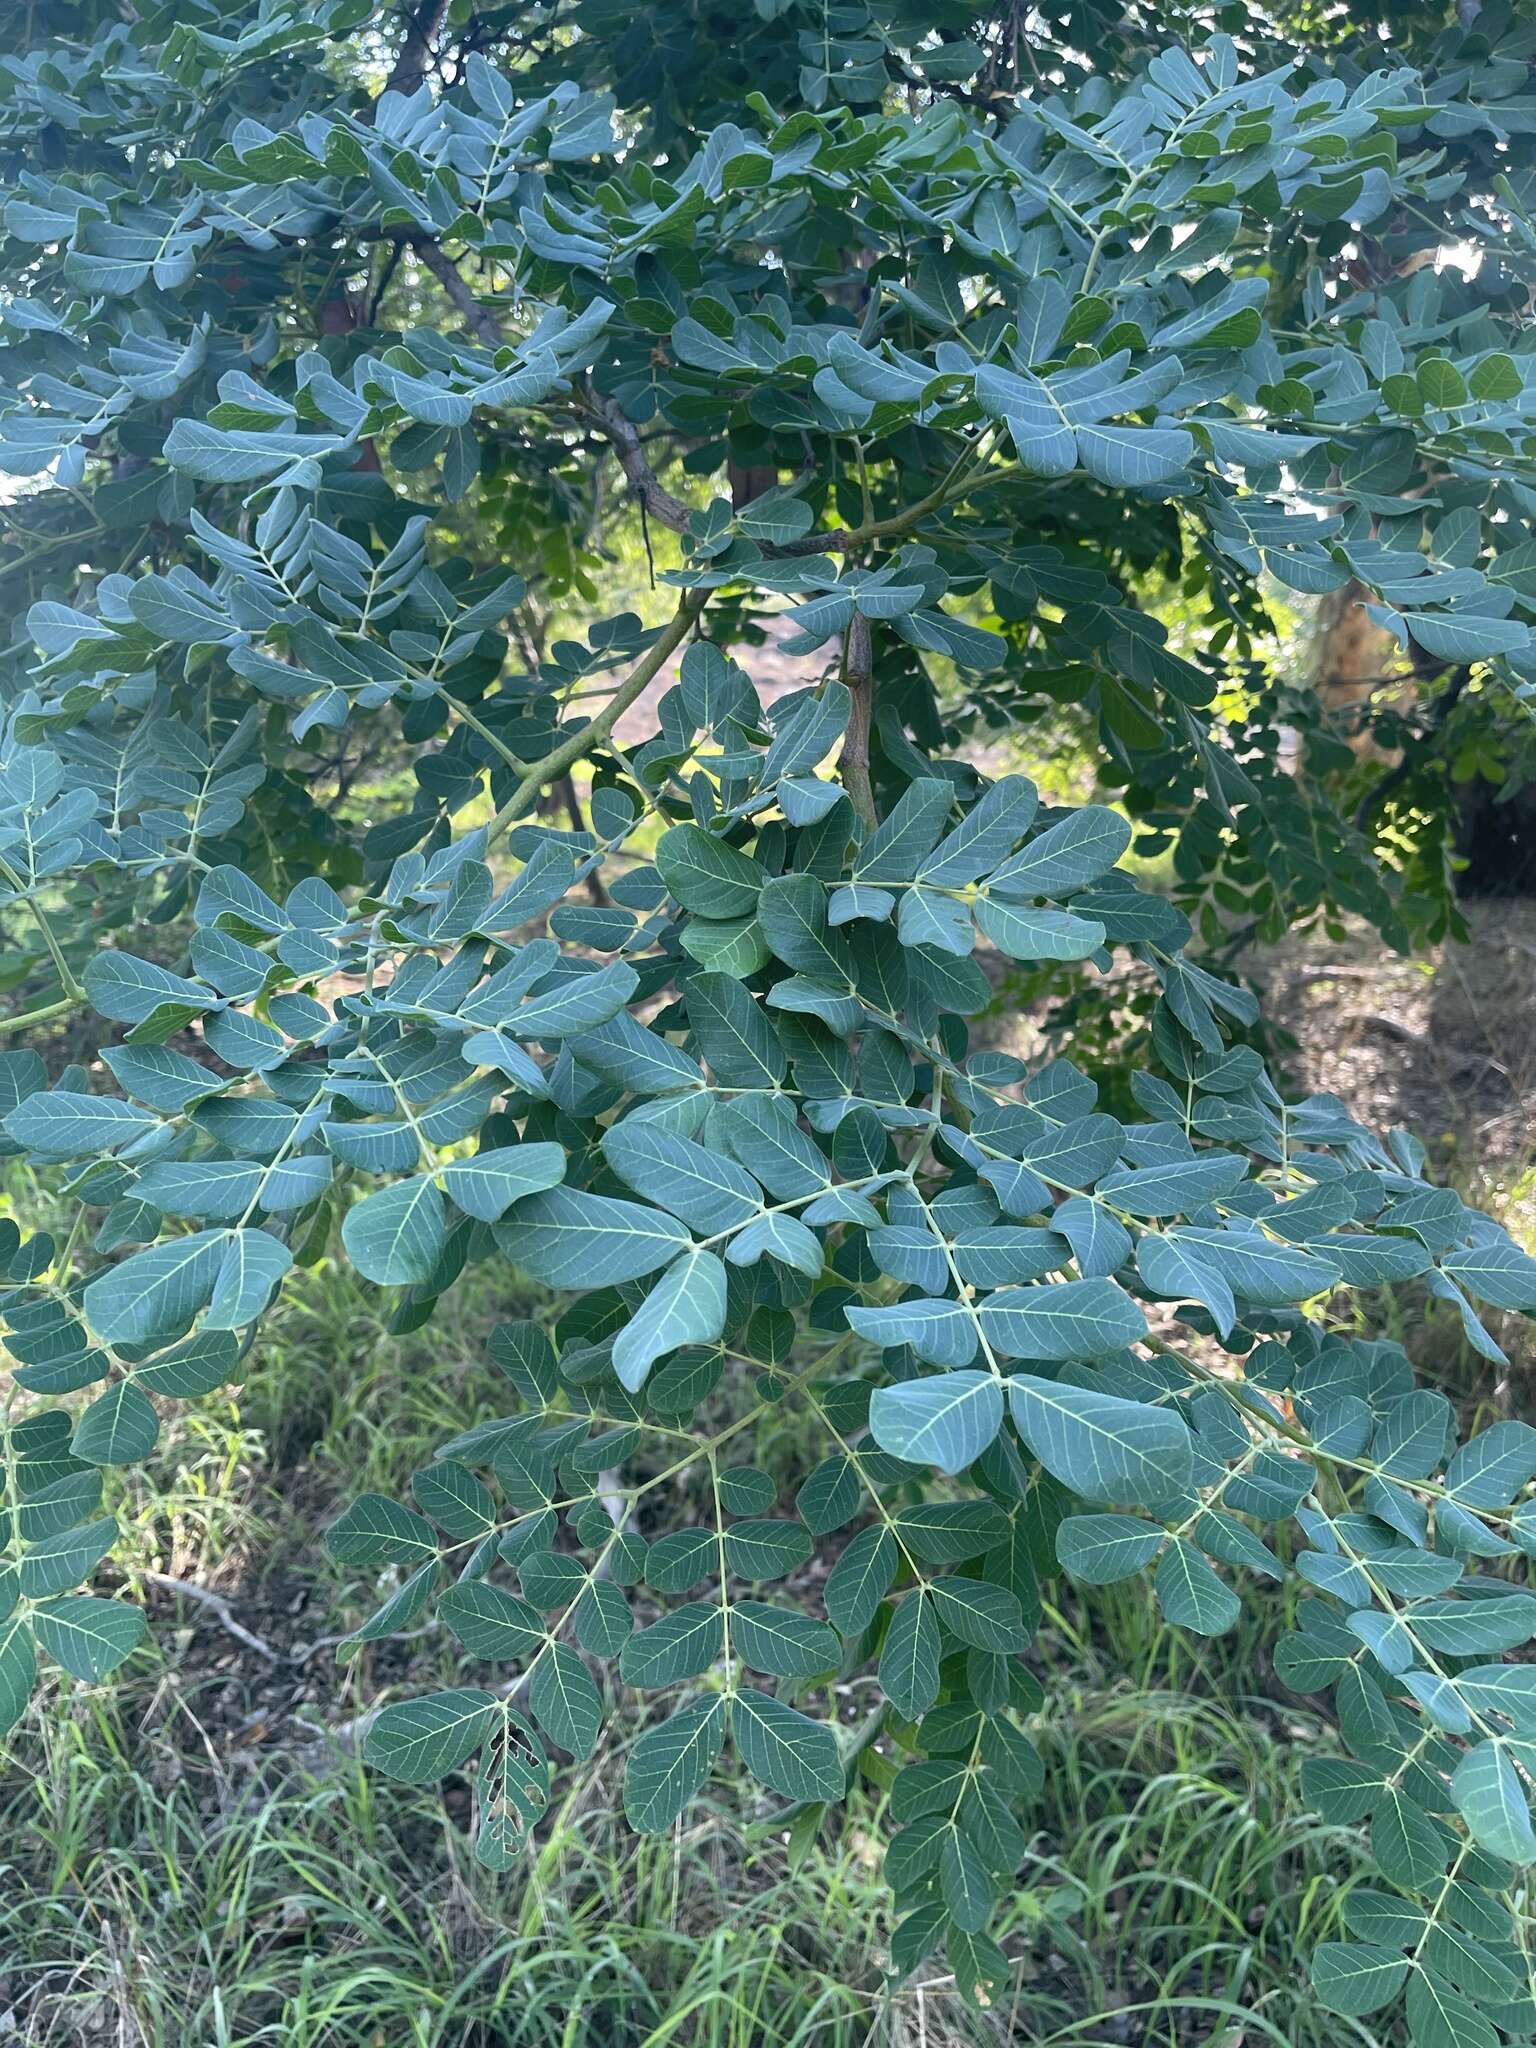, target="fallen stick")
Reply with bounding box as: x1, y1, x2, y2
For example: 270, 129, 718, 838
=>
141, 1570, 281, 1664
